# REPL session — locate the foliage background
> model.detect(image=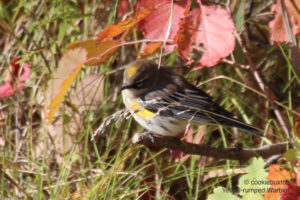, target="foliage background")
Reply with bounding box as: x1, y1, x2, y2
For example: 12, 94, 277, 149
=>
0, 0, 299, 199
